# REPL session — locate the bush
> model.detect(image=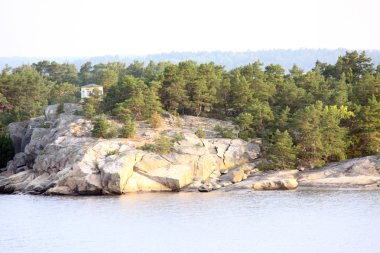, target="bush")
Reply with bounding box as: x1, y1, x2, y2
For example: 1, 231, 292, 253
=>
111, 104, 132, 124
56, 103, 64, 115
172, 132, 185, 142
150, 111, 162, 129
0, 134, 14, 168
139, 135, 174, 155
154, 135, 174, 154
195, 127, 205, 138
105, 122, 118, 139
38, 122, 52, 128
83, 103, 96, 120
92, 114, 109, 138
120, 120, 136, 138
214, 124, 237, 139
